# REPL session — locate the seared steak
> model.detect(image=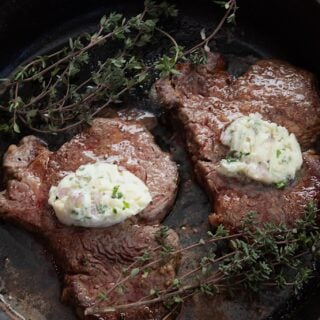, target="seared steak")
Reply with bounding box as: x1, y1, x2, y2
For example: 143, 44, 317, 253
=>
1, 118, 179, 230
153, 53, 320, 229
0, 118, 180, 319
50, 224, 179, 320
